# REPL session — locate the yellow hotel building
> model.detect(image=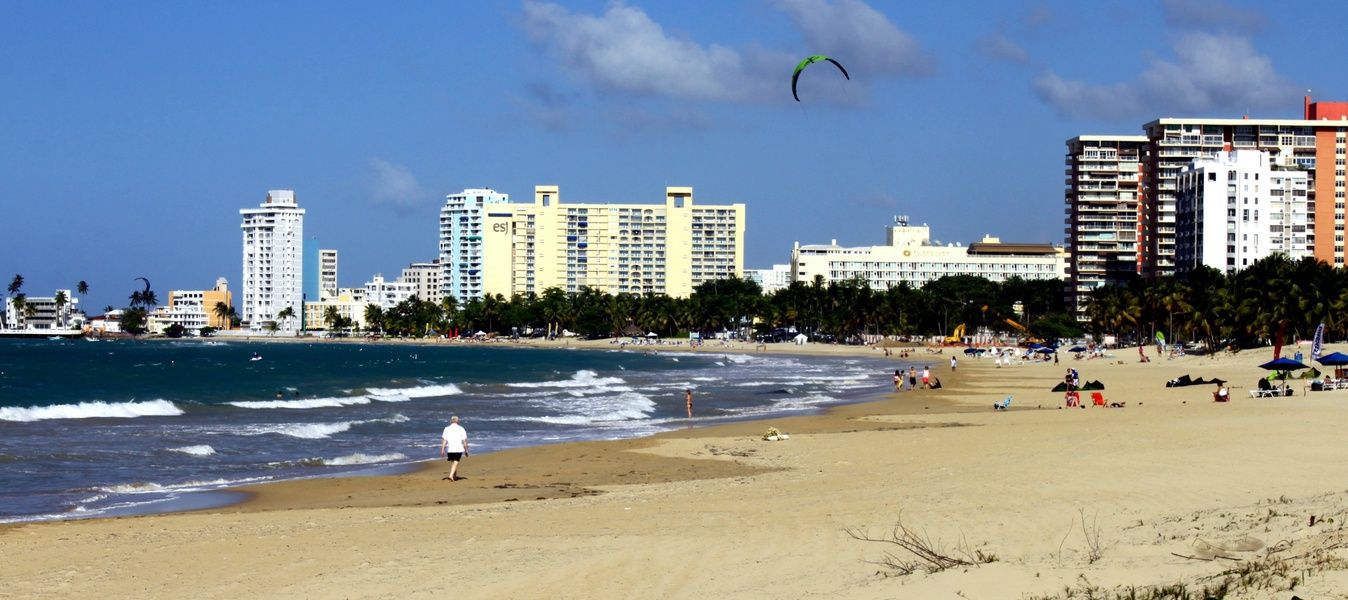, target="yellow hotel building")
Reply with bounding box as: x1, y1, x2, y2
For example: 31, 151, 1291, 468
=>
443, 186, 744, 300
